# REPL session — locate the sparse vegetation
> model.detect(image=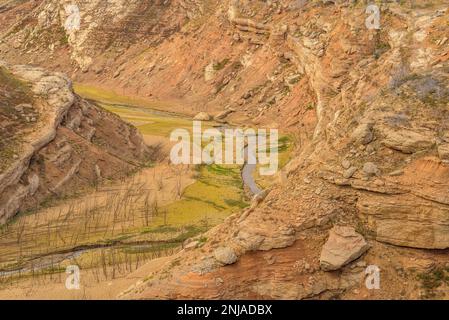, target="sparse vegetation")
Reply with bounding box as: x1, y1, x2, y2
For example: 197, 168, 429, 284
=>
418, 268, 449, 299
213, 59, 230, 71
0, 94, 251, 287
